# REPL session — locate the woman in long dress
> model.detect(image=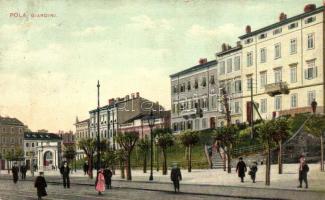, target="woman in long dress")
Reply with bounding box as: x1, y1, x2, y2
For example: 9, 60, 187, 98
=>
95, 169, 106, 195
